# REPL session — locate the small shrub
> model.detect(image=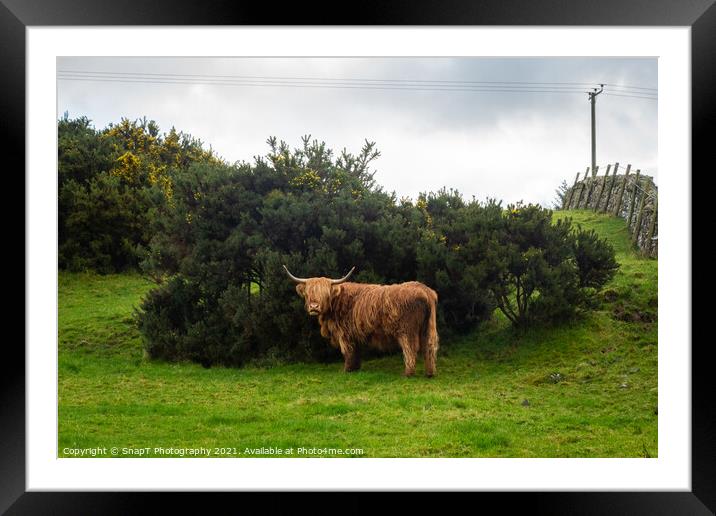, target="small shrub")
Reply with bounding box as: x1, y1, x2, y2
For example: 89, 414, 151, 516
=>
486, 205, 619, 327
572, 227, 619, 289
486, 204, 579, 326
